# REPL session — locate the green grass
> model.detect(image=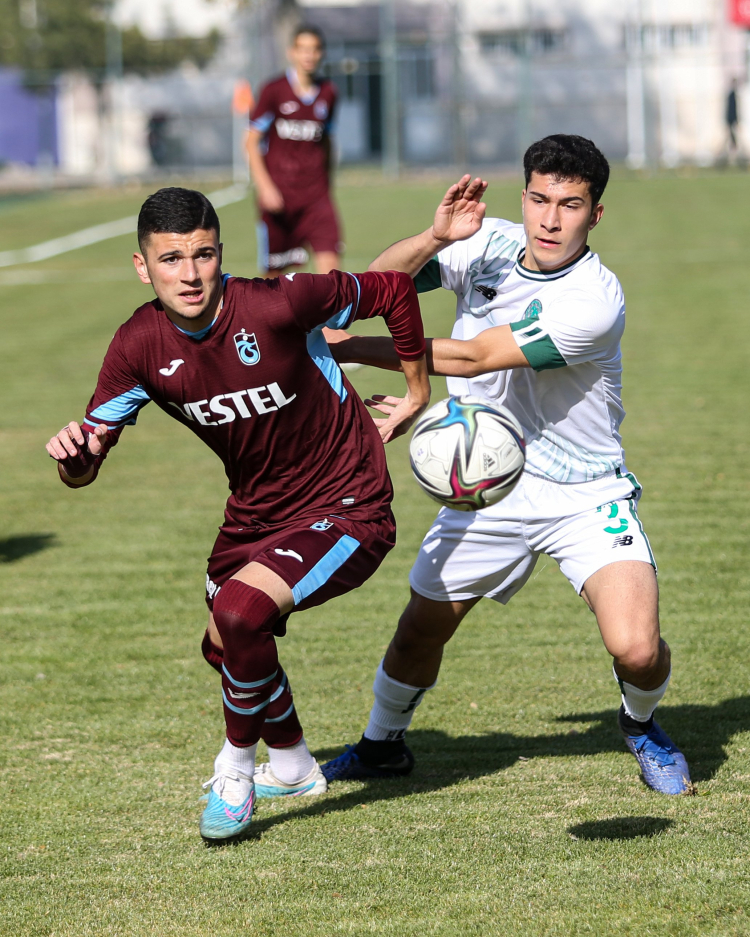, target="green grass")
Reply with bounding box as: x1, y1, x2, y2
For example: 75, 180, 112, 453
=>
1, 171, 750, 936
